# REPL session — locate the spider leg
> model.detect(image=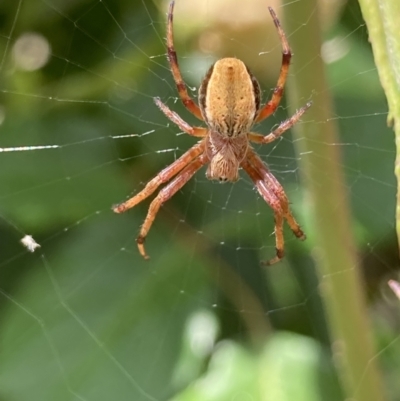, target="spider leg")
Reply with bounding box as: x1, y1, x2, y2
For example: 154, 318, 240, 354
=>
154, 97, 207, 137
249, 101, 312, 144
241, 158, 285, 266
255, 7, 291, 124
137, 154, 208, 259
167, 1, 203, 121
246, 148, 305, 240
113, 141, 204, 213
